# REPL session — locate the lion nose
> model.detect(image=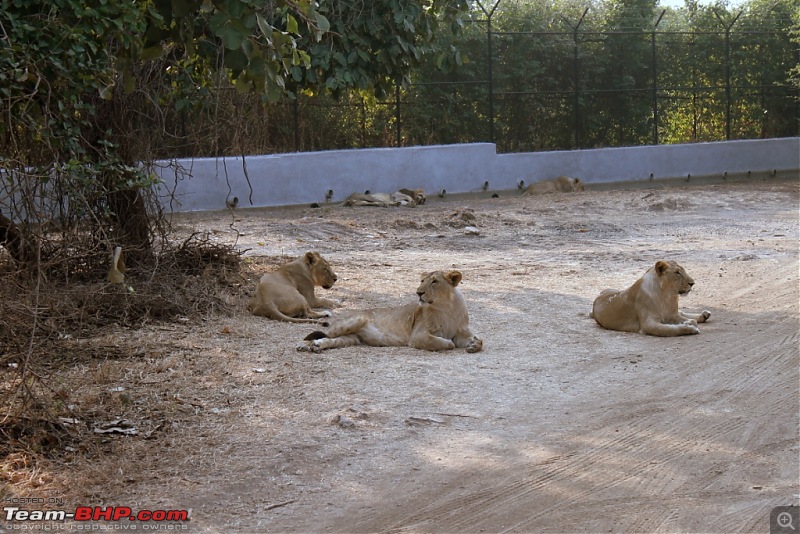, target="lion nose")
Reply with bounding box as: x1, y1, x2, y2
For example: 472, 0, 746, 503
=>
417, 291, 424, 298
688, 281, 694, 287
